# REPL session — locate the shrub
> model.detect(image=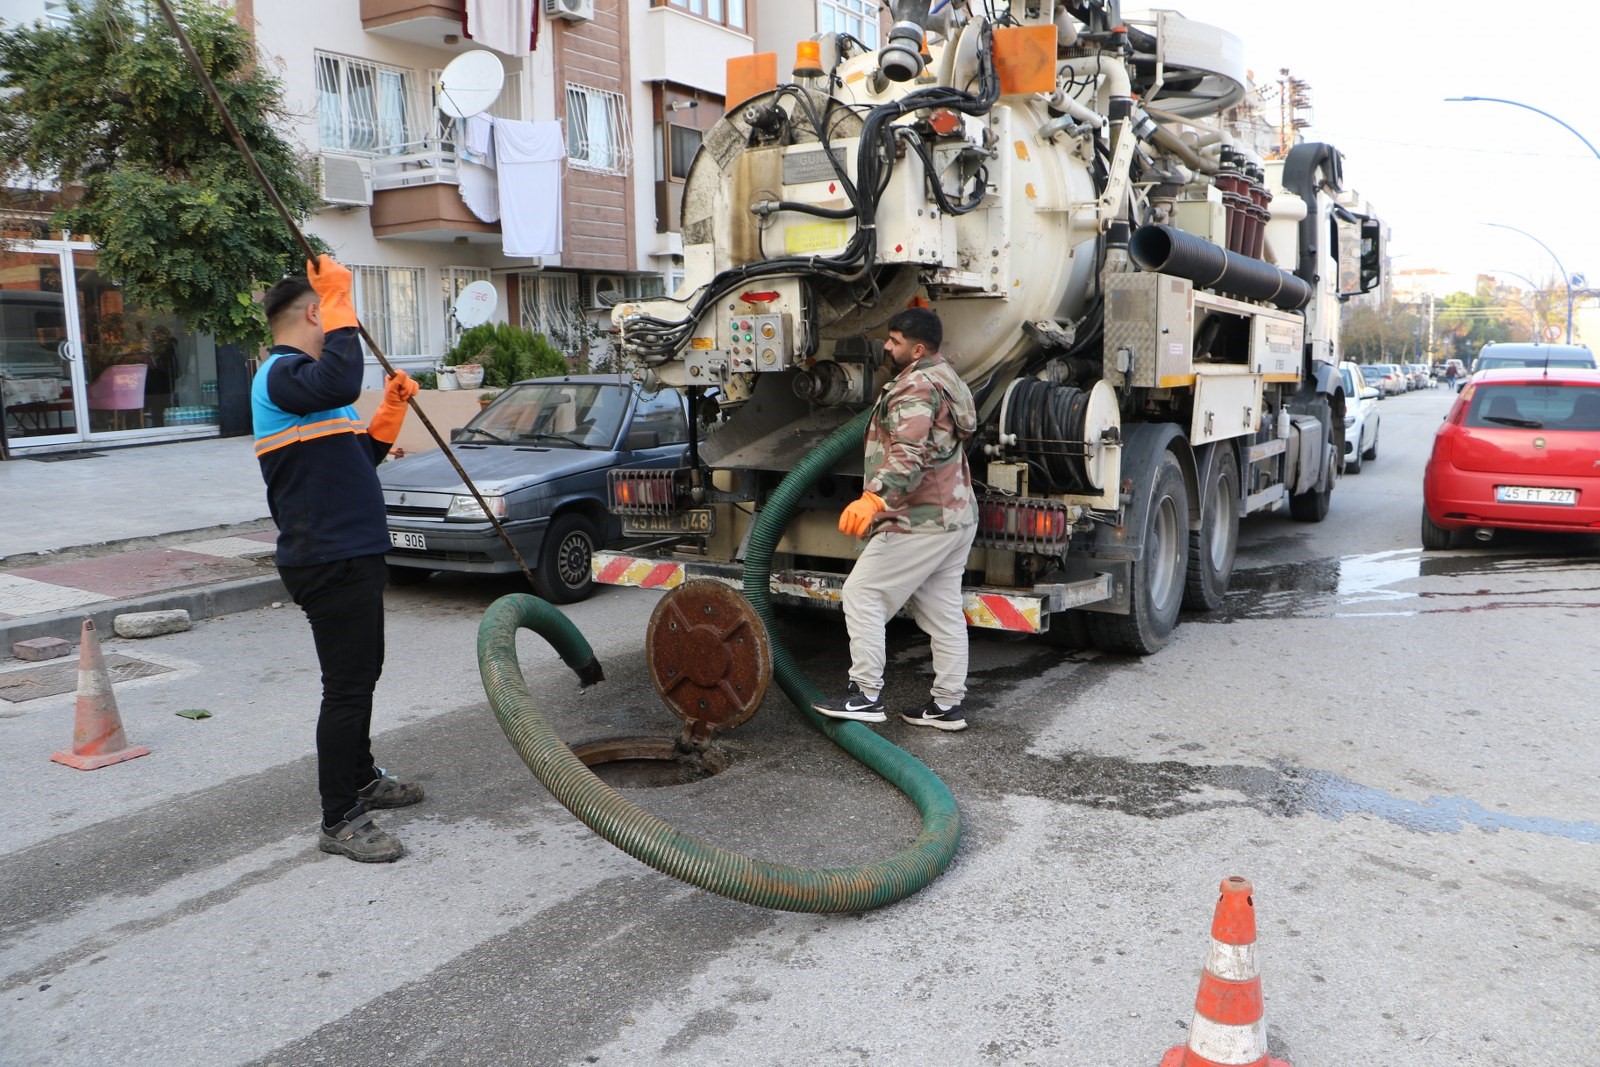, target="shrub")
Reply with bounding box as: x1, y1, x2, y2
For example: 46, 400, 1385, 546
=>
446, 323, 570, 387
412, 370, 438, 390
